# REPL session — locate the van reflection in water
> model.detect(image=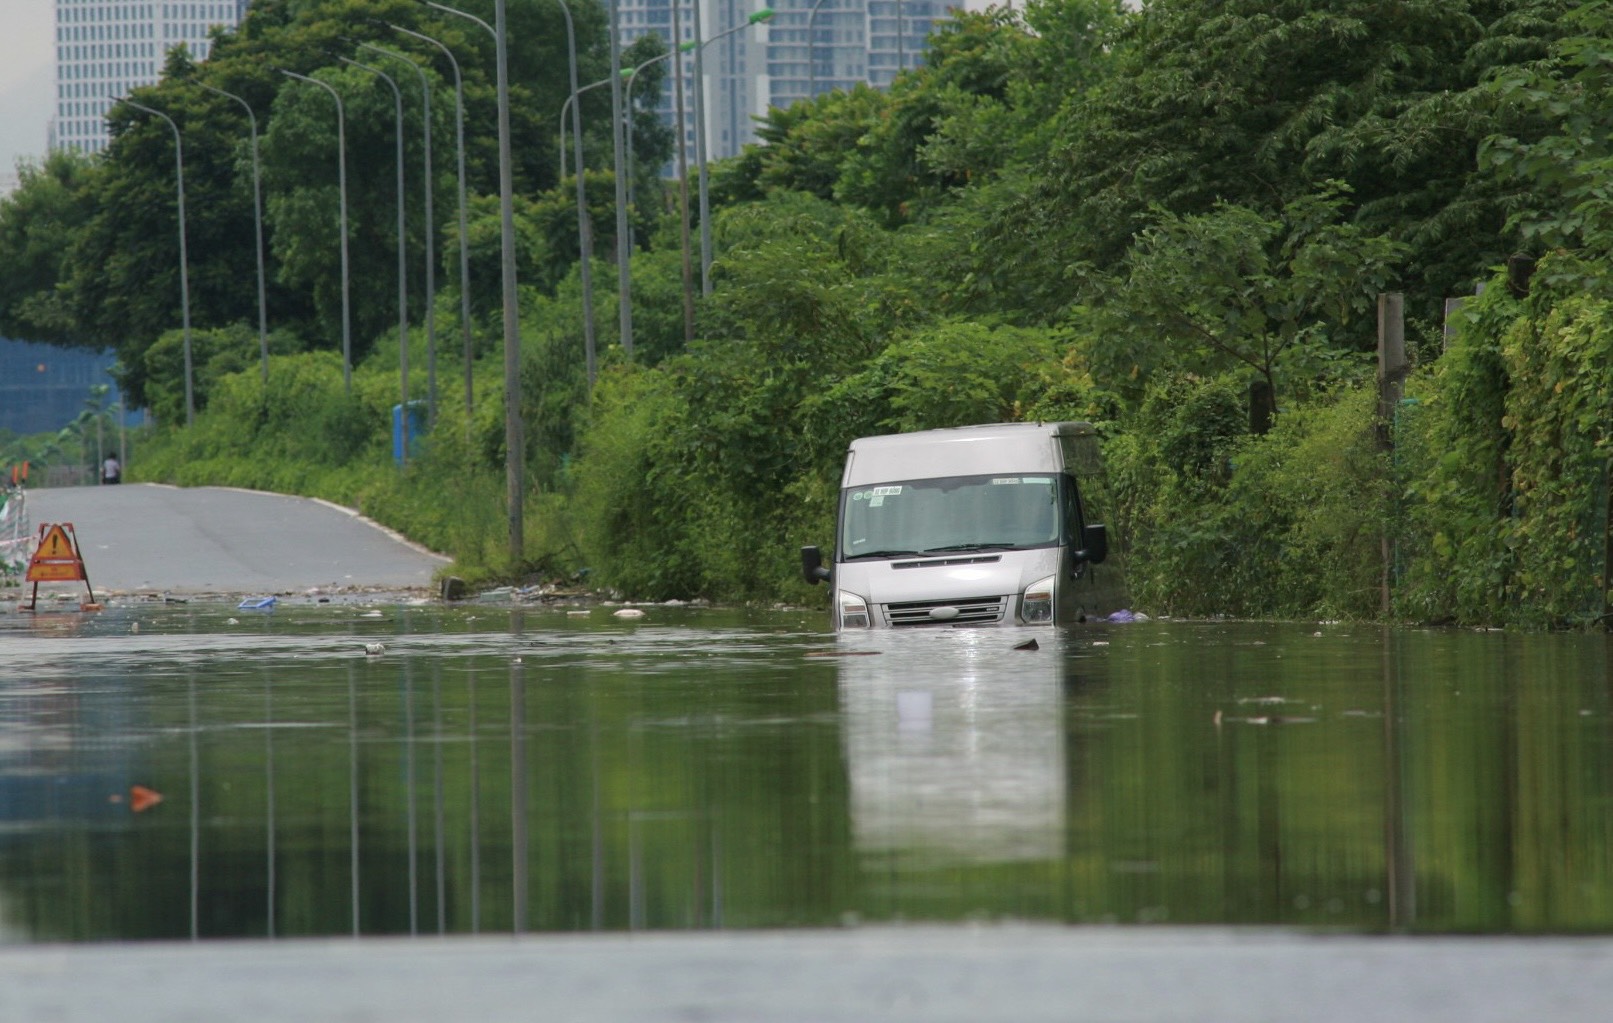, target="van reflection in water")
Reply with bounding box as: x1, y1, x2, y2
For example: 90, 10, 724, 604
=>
836, 629, 1066, 870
